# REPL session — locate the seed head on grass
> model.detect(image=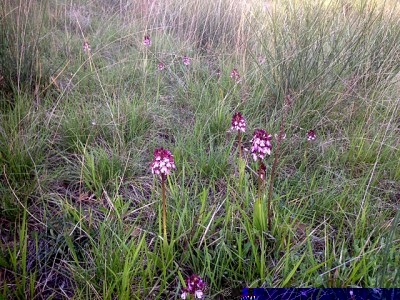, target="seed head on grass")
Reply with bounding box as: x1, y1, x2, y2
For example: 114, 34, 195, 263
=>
143, 35, 151, 46
183, 56, 191, 66
307, 130, 316, 141
251, 129, 272, 161
181, 274, 206, 299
